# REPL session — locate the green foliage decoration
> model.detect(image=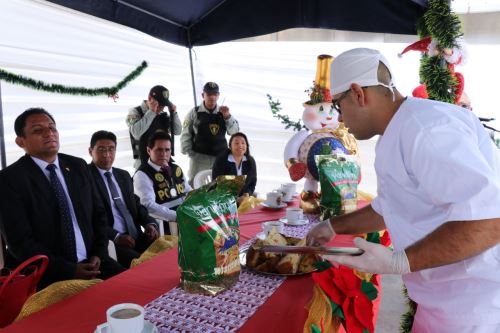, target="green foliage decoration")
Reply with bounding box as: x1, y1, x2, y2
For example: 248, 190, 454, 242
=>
267, 94, 306, 132
418, 0, 463, 104
0, 61, 148, 97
